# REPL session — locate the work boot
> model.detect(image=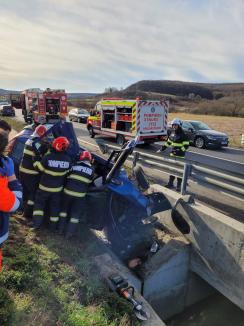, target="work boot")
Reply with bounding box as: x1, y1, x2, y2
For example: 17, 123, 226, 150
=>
23, 205, 33, 219
58, 218, 67, 235
65, 222, 77, 239
165, 183, 174, 189
49, 222, 58, 232
165, 175, 175, 189
176, 178, 182, 192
